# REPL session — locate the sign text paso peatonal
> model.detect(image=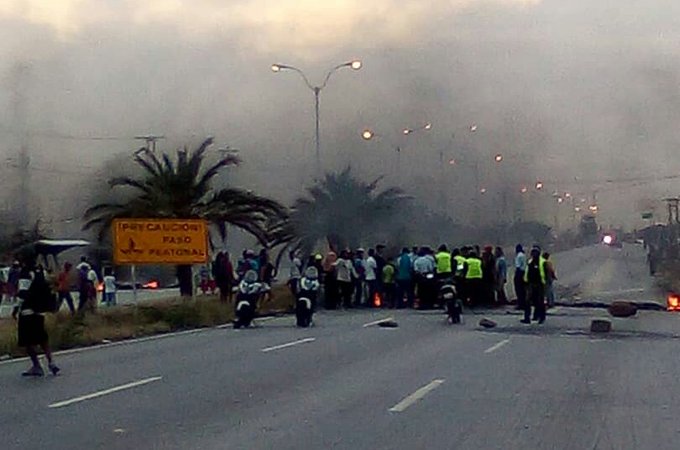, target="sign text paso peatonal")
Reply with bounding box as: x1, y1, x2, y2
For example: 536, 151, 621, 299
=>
113, 218, 209, 265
